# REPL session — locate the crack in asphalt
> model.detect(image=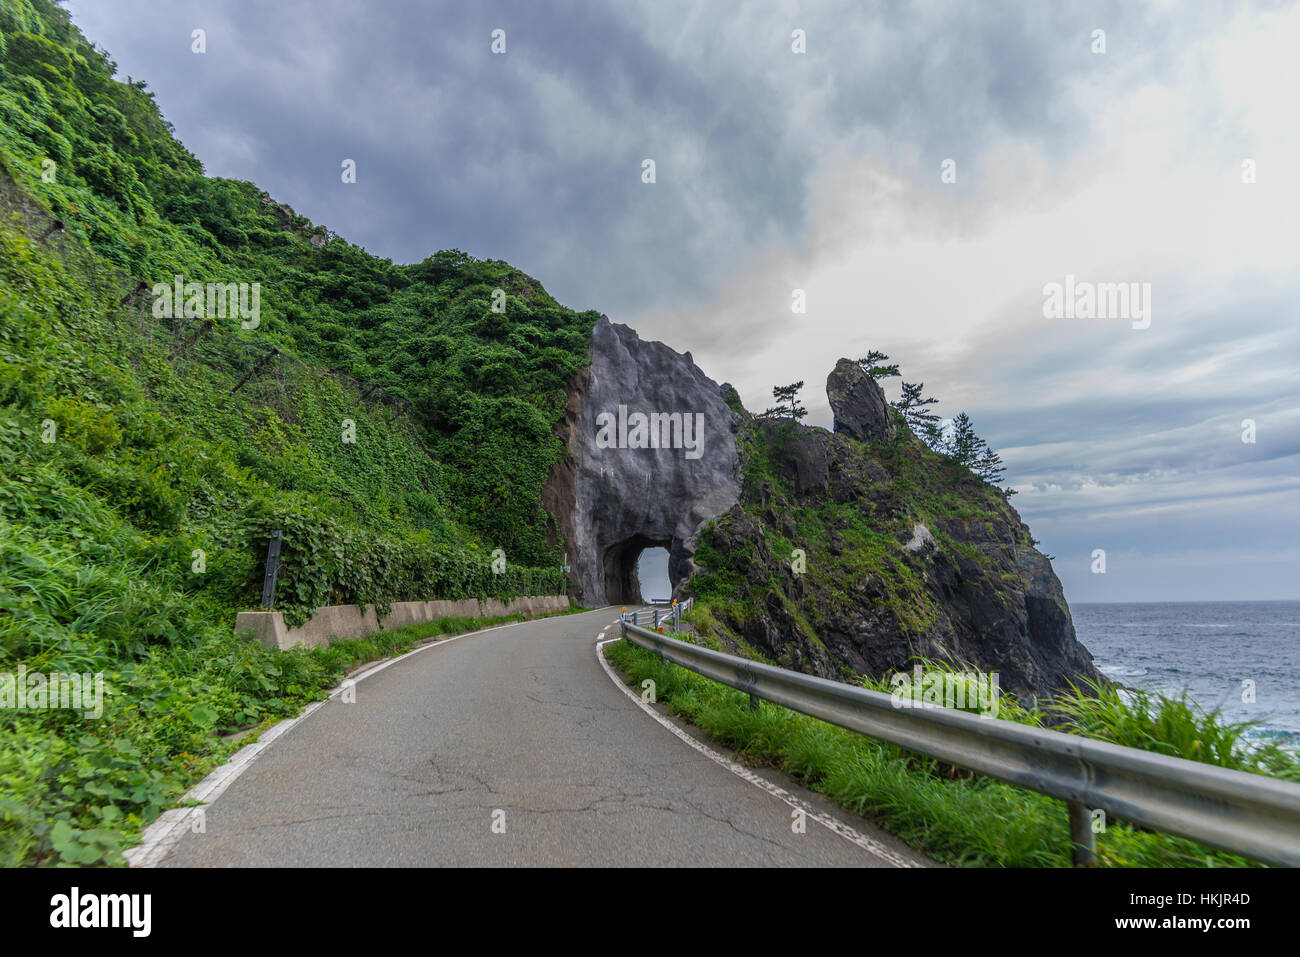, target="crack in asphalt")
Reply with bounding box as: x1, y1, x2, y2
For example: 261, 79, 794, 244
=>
151, 610, 913, 867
